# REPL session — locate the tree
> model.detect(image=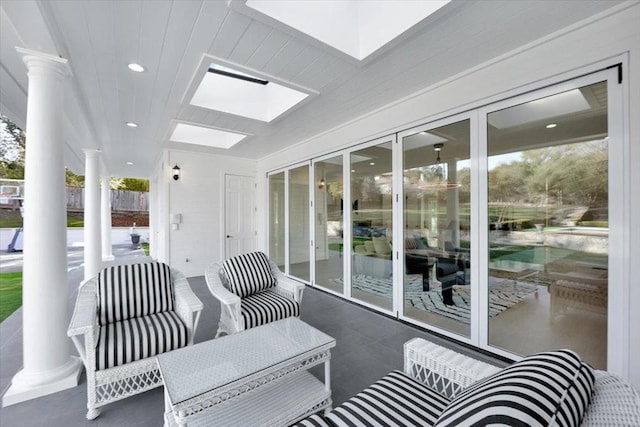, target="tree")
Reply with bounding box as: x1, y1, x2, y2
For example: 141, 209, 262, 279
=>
121, 178, 149, 192
64, 173, 149, 191
0, 116, 25, 179
65, 169, 85, 187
